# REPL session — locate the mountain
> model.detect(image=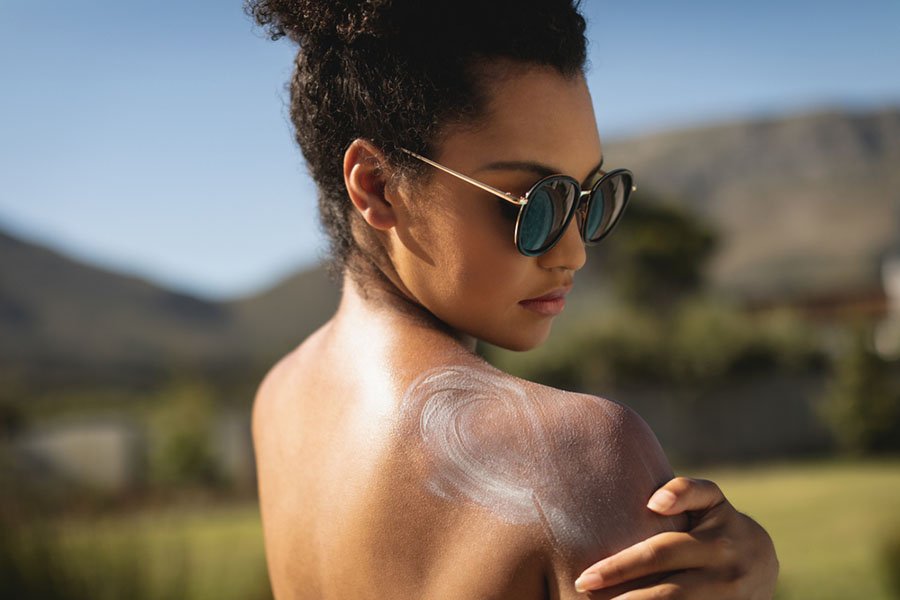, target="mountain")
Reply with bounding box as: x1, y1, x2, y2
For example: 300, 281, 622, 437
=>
604, 106, 900, 299
0, 230, 231, 375
2, 106, 897, 383
0, 229, 339, 382
225, 265, 340, 363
